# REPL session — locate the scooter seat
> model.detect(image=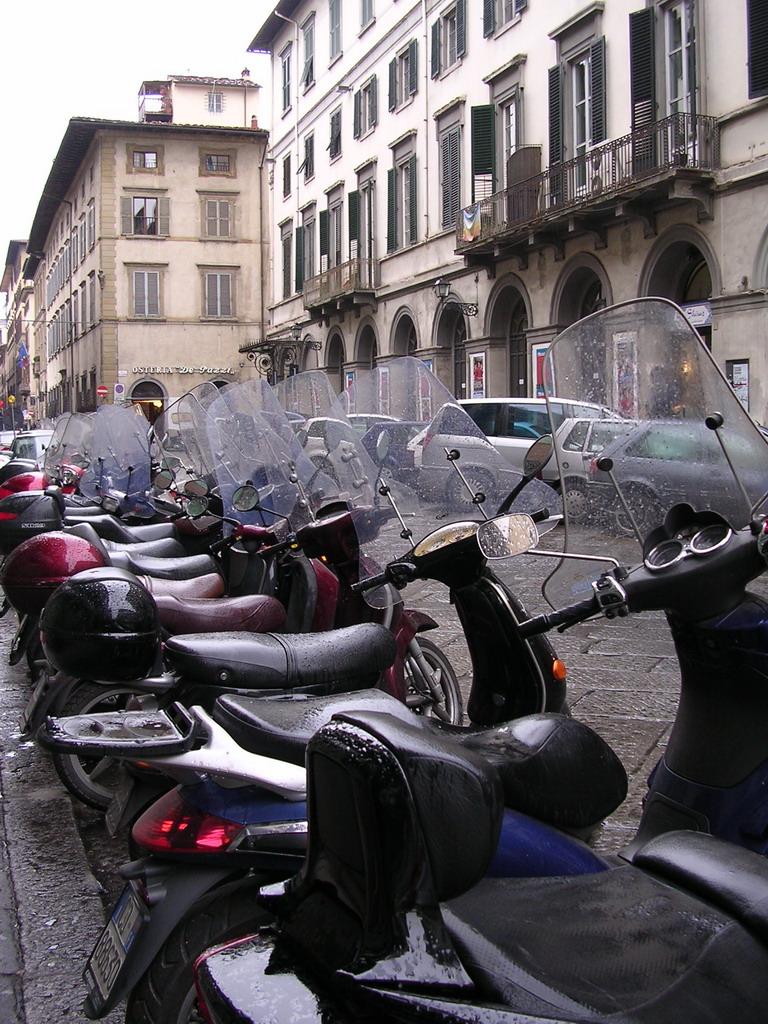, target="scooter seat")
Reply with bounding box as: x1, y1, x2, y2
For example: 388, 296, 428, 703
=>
65, 514, 177, 543
110, 550, 220, 580
163, 623, 396, 692
154, 593, 287, 636
100, 536, 186, 558
138, 573, 225, 600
